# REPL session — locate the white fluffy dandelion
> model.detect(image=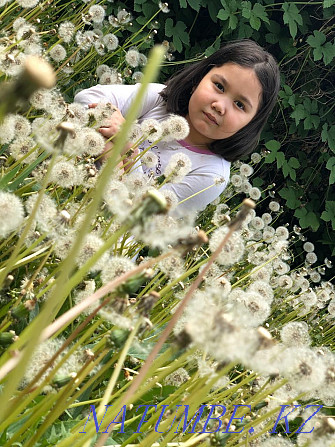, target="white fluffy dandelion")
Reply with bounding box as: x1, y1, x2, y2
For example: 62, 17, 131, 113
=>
125, 49, 140, 68
164, 152, 192, 183
209, 226, 245, 266
50, 159, 84, 188
240, 163, 254, 177
249, 186, 261, 200
76, 233, 108, 272
76, 128, 105, 156
100, 255, 135, 284
141, 151, 158, 168
58, 21, 75, 43
269, 200, 280, 212
161, 115, 189, 141
140, 119, 162, 141
9, 138, 37, 164
88, 5, 105, 24
102, 33, 119, 51
0, 192, 25, 238
49, 44, 67, 62
280, 321, 311, 347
